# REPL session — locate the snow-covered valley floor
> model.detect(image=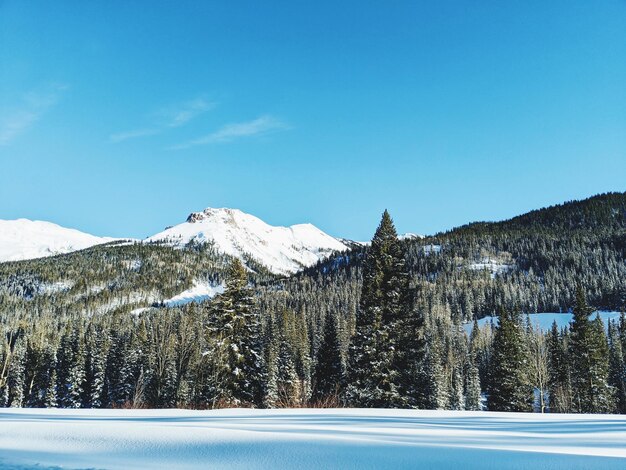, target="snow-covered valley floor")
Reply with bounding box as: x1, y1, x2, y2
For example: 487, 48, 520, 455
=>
1, 408, 625, 469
